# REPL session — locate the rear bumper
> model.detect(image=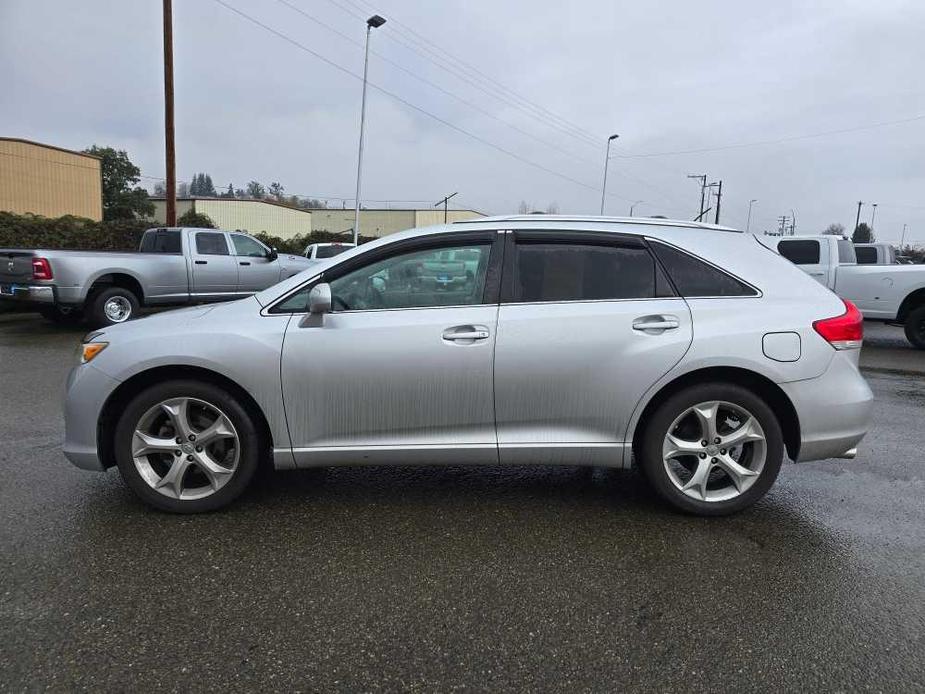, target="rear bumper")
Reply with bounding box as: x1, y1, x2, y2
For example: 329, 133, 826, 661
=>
781, 350, 874, 462
62, 364, 120, 471
0, 284, 54, 305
